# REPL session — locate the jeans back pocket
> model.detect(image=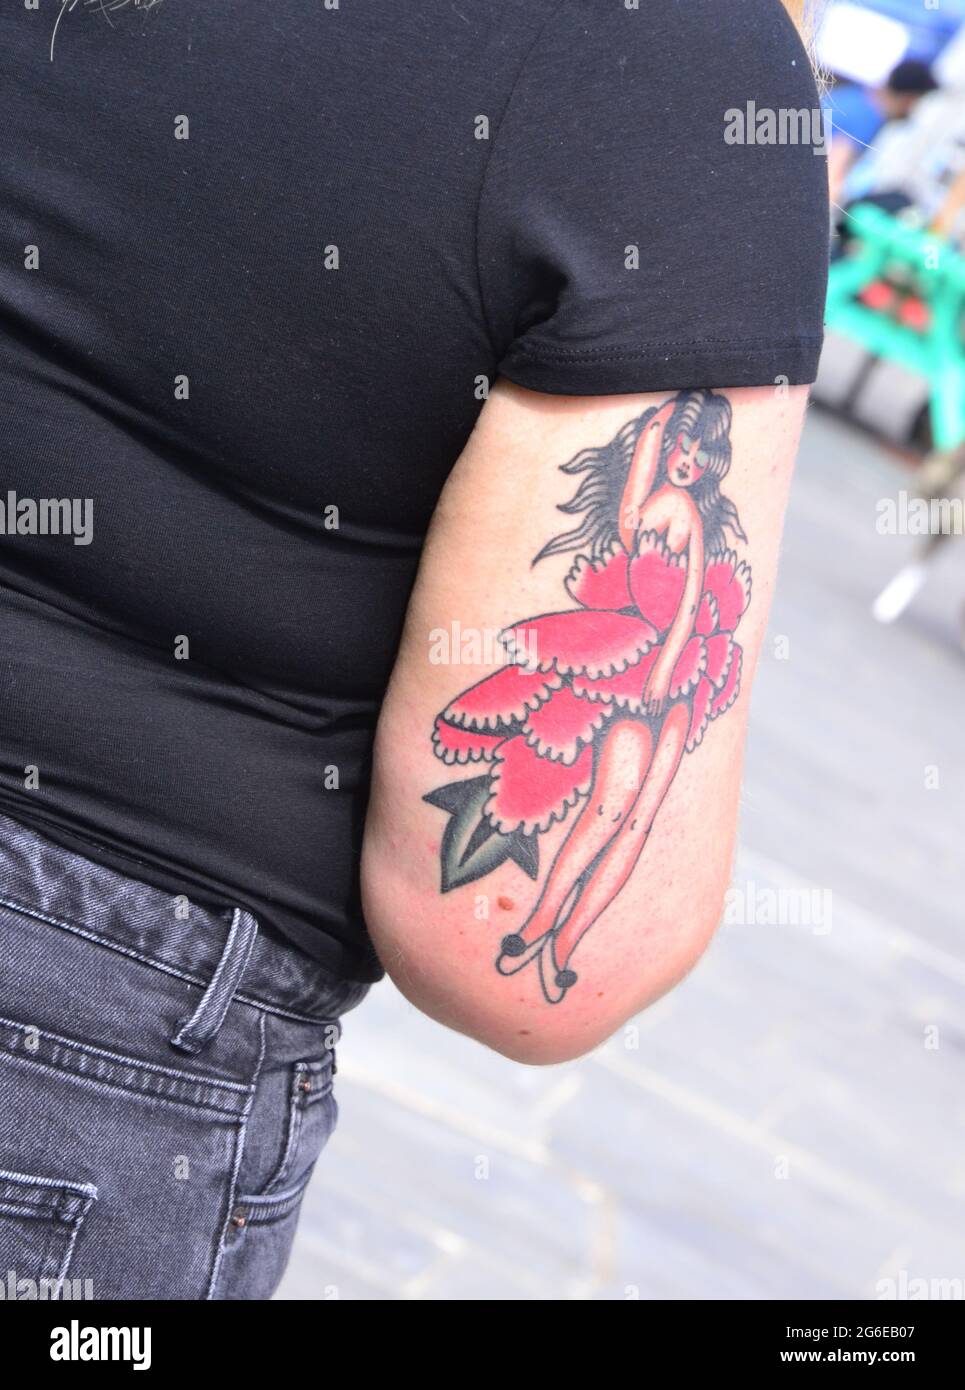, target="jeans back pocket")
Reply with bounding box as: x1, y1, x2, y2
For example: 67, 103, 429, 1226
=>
0, 1169, 97, 1299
